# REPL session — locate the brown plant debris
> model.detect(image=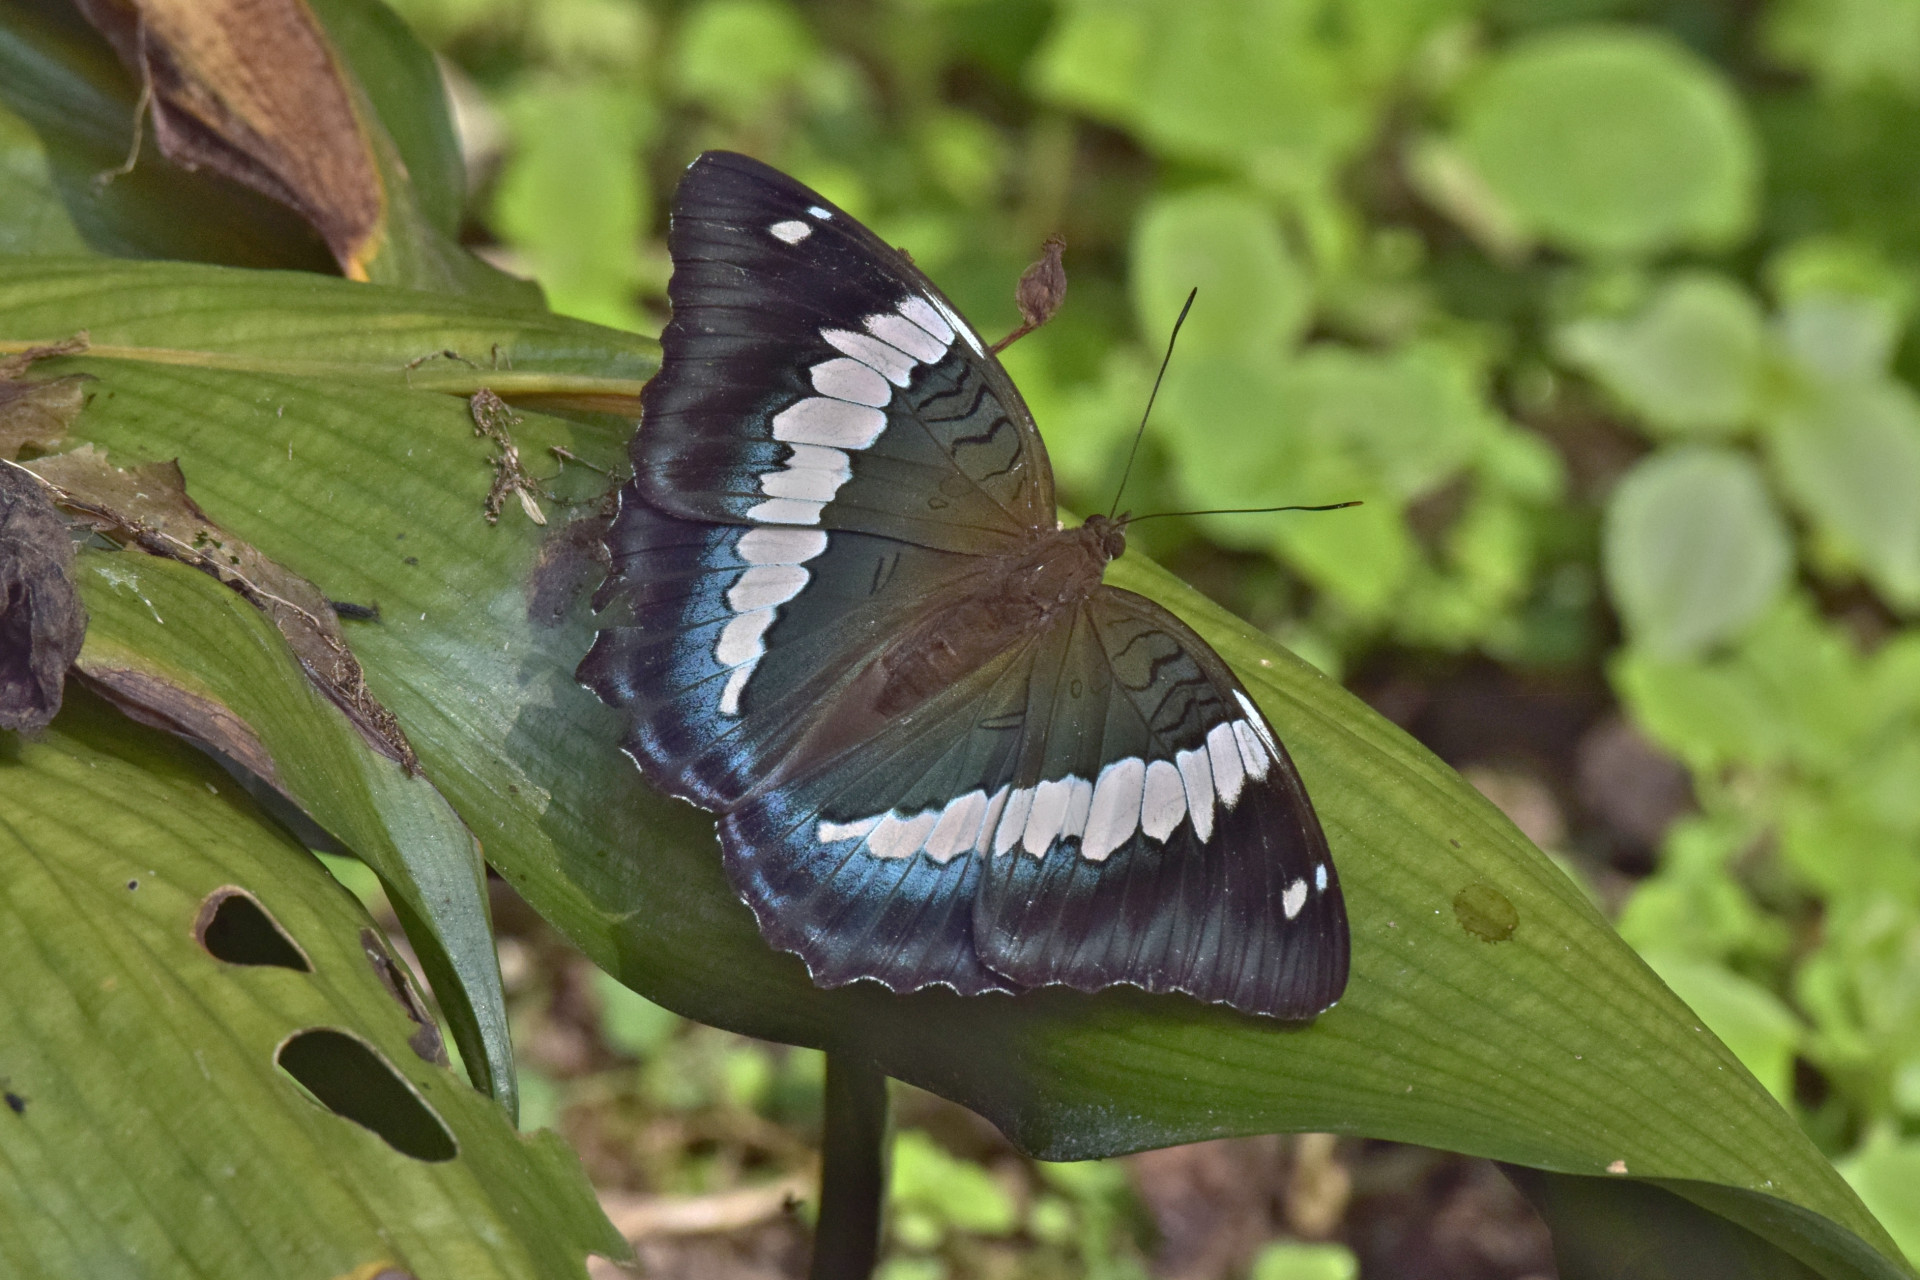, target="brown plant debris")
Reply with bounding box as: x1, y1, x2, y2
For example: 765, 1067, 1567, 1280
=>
471, 388, 547, 526
0, 463, 88, 731
79, 664, 279, 785
991, 234, 1067, 354
73, 0, 385, 278
1, 334, 93, 462
24, 446, 417, 769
